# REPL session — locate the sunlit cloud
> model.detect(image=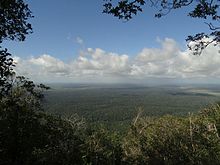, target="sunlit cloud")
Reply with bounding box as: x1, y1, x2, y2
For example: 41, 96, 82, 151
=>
14, 38, 220, 83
